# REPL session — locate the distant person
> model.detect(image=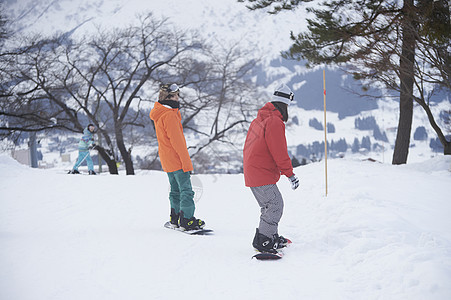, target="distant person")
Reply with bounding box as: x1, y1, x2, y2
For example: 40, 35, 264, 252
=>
243, 83, 300, 254
149, 83, 205, 231
68, 124, 97, 175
